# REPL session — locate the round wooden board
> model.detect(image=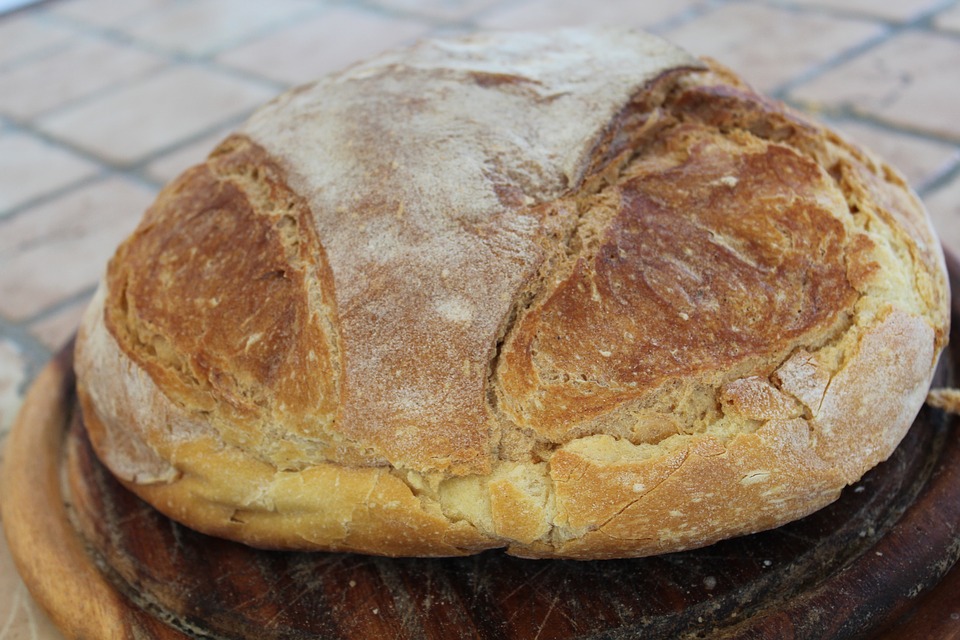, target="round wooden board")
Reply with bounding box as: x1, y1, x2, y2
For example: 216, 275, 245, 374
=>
4, 256, 960, 639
